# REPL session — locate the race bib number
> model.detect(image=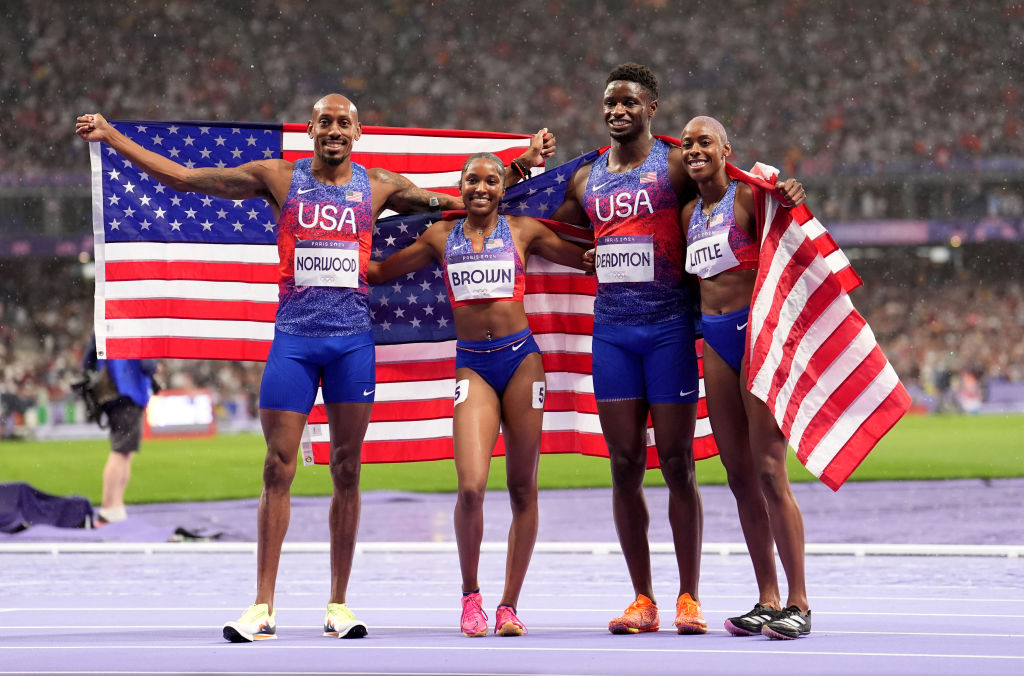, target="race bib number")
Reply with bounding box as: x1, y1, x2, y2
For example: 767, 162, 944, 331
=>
594, 235, 654, 283
447, 252, 516, 301
294, 240, 359, 288
454, 378, 469, 406
532, 381, 545, 409
685, 230, 739, 279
